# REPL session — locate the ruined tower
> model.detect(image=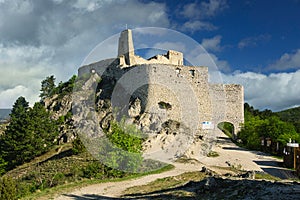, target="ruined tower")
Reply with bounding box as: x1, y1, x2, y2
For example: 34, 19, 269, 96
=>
118, 29, 135, 65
